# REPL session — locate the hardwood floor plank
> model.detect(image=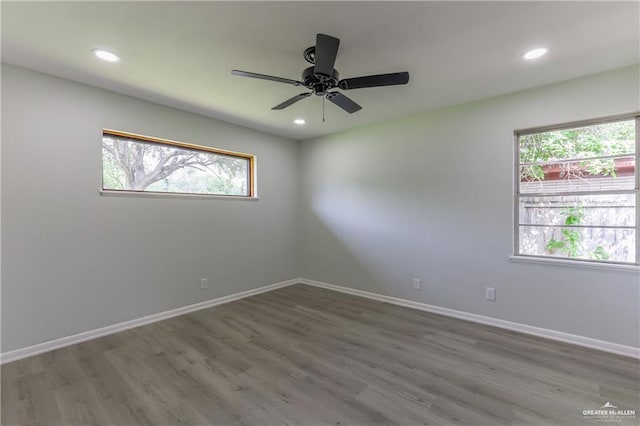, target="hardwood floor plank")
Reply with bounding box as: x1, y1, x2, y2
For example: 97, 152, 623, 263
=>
75, 353, 158, 425
3, 372, 64, 426
355, 384, 435, 425
53, 378, 112, 425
